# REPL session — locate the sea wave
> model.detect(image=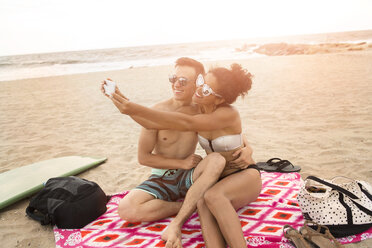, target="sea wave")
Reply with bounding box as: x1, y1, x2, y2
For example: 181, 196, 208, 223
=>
1, 30, 371, 82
